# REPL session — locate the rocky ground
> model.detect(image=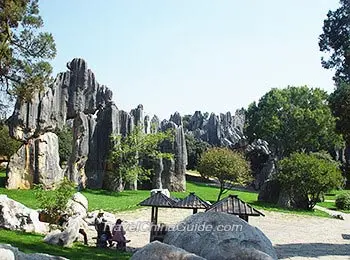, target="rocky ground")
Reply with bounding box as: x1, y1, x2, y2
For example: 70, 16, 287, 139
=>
82, 207, 350, 260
